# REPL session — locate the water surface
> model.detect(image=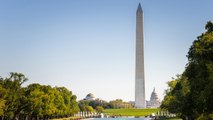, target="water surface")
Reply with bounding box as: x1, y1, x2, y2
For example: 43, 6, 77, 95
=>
90, 118, 150, 120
